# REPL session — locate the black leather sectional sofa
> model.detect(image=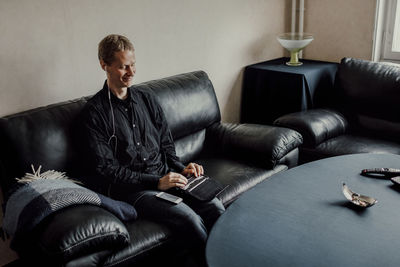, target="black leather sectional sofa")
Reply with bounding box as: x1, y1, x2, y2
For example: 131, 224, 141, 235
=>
0, 71, 302, 266
274, 58, 400, 163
